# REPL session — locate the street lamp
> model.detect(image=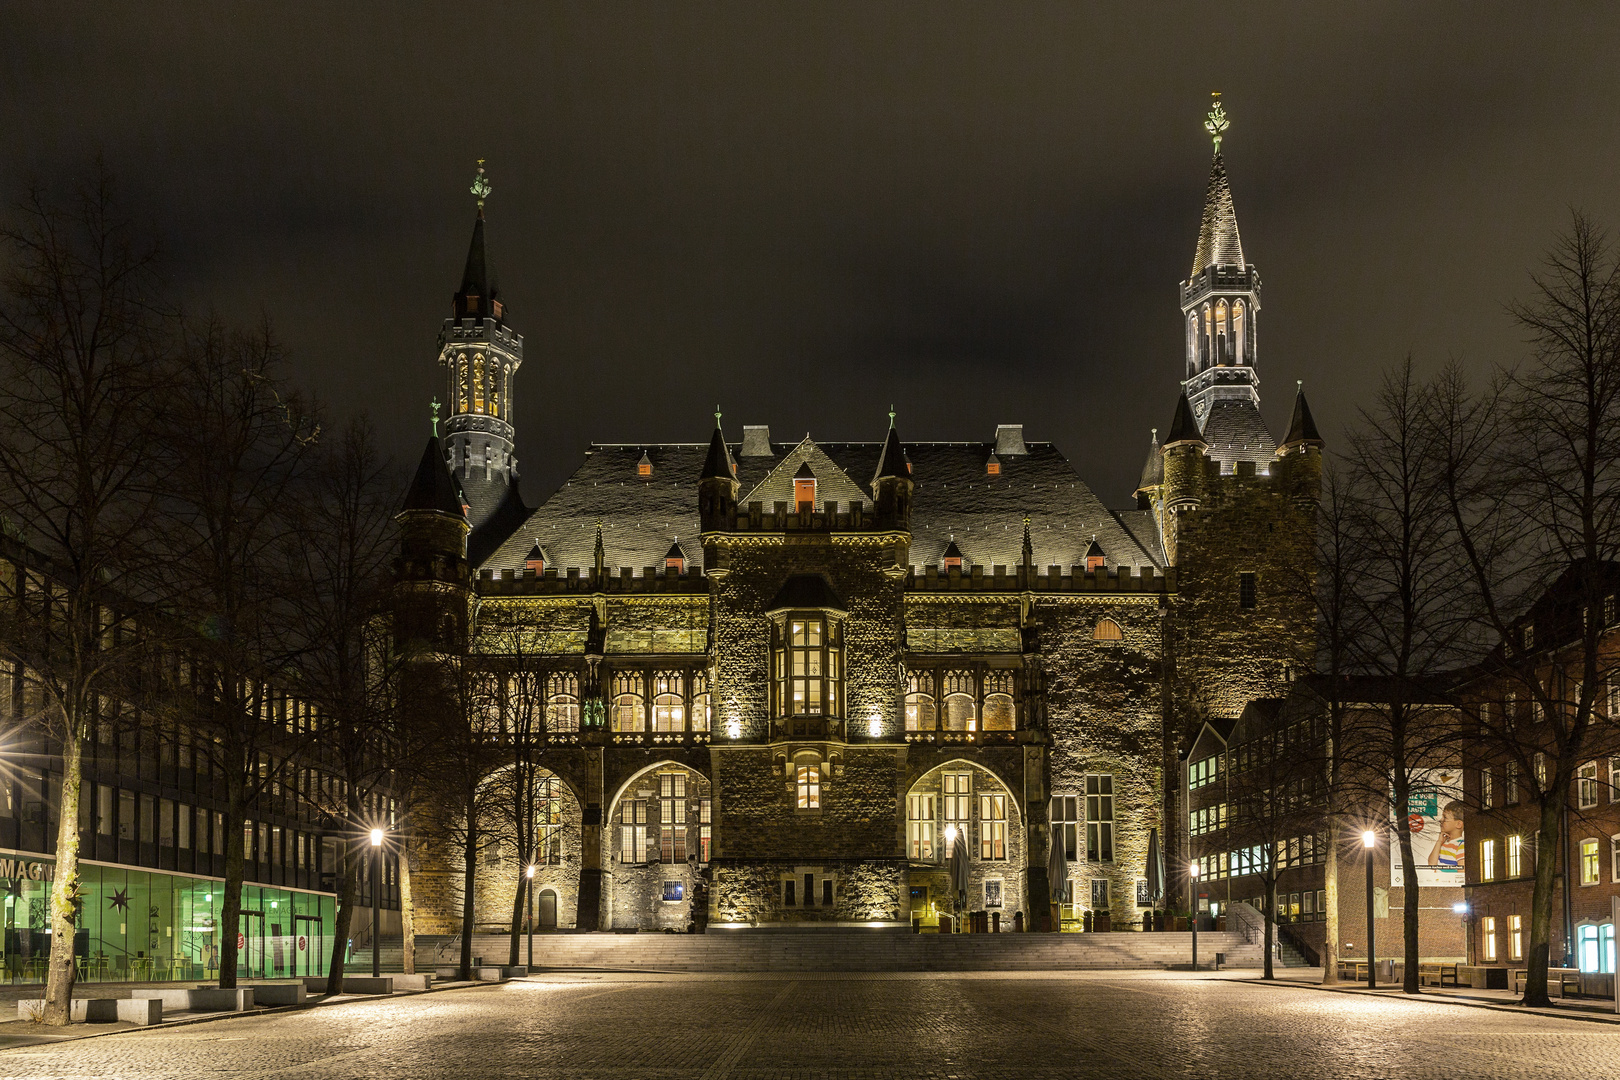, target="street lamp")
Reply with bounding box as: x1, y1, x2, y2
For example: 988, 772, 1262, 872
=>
1362, 829, 1376, 989
525, 864, 537, 969
371, 828, 385, 979
1189, 861, 1200, 972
